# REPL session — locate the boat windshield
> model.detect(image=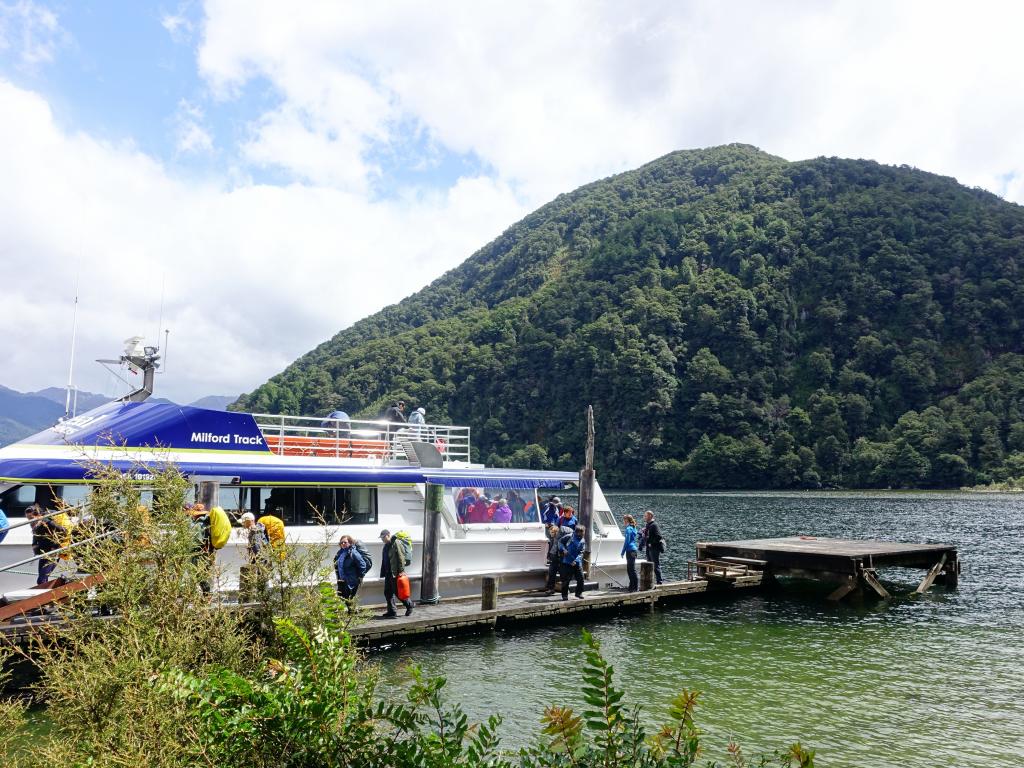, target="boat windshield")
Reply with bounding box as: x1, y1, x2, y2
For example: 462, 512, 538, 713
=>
453, 487, 539, 525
